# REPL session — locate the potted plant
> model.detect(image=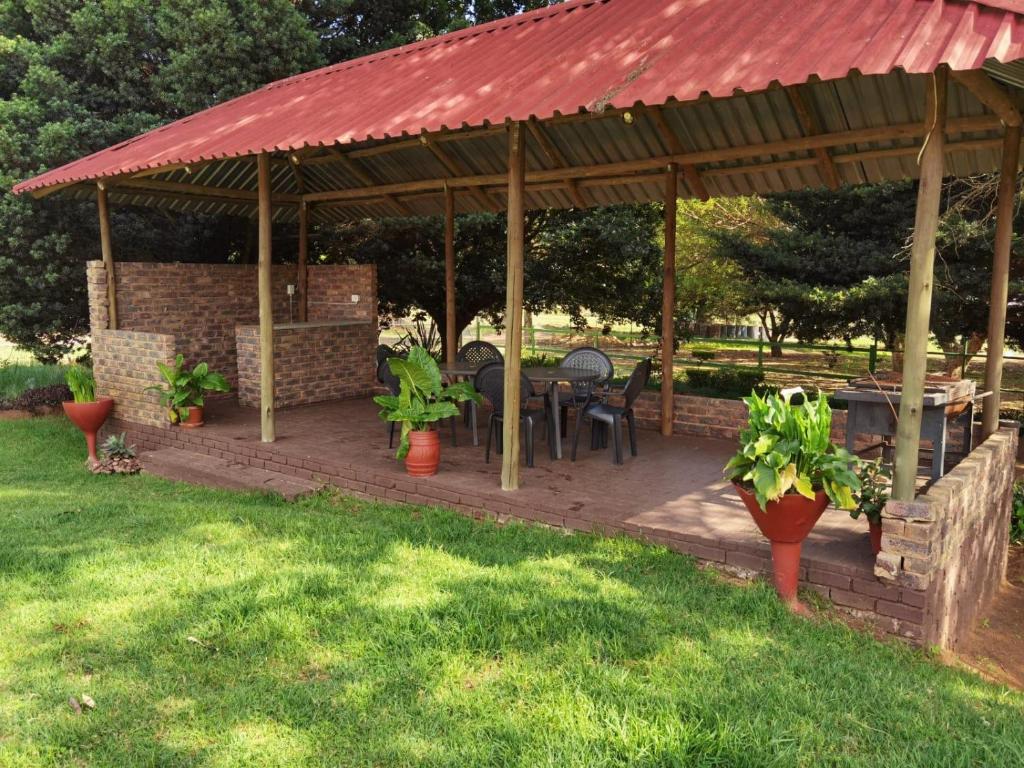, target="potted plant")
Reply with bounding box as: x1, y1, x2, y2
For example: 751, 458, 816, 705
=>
725, 390, 860, 613
374, 346, 482, 477
850, 458, 891, 555
146, 354, 230, 427
62, 365, 113, 466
